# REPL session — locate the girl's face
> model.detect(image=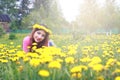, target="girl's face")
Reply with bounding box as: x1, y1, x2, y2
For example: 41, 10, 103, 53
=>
33, 30, 46, 43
